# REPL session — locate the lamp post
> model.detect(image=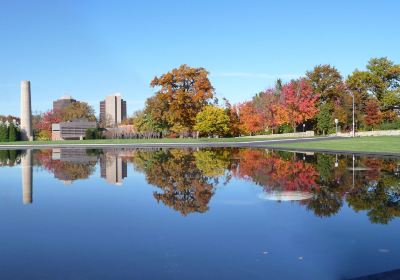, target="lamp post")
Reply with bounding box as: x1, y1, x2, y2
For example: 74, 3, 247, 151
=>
334, 118, 339, 136
303, 123, 305, 133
